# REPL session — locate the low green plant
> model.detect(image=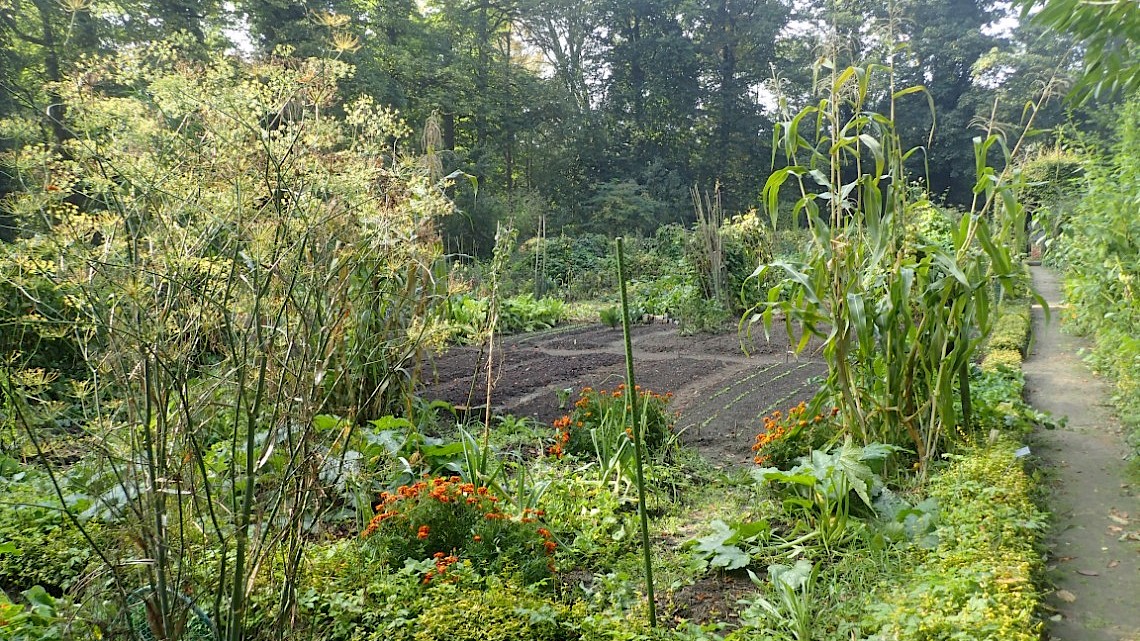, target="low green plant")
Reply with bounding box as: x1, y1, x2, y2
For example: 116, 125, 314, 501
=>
599, 306, 623, 329
0, 462, 103, 595
360, 475, 555, 584
752, 441, 897, 551
735, 559, 818, 641
0, 585, 94, 641
866, 443, 1046, 641
962, 366, 1053, 436
685, 518, 769, 572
